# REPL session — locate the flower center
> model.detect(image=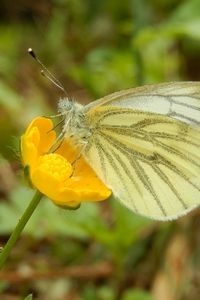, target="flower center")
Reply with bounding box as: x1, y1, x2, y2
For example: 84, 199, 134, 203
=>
38, 153, 72, 181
